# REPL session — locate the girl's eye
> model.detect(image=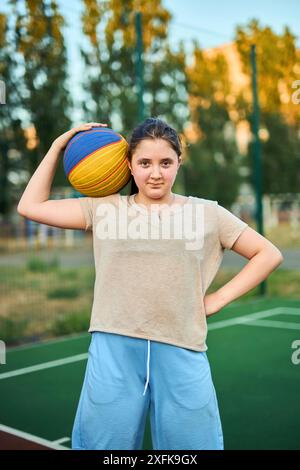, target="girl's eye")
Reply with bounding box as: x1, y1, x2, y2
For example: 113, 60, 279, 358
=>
140, 162, 171, 167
